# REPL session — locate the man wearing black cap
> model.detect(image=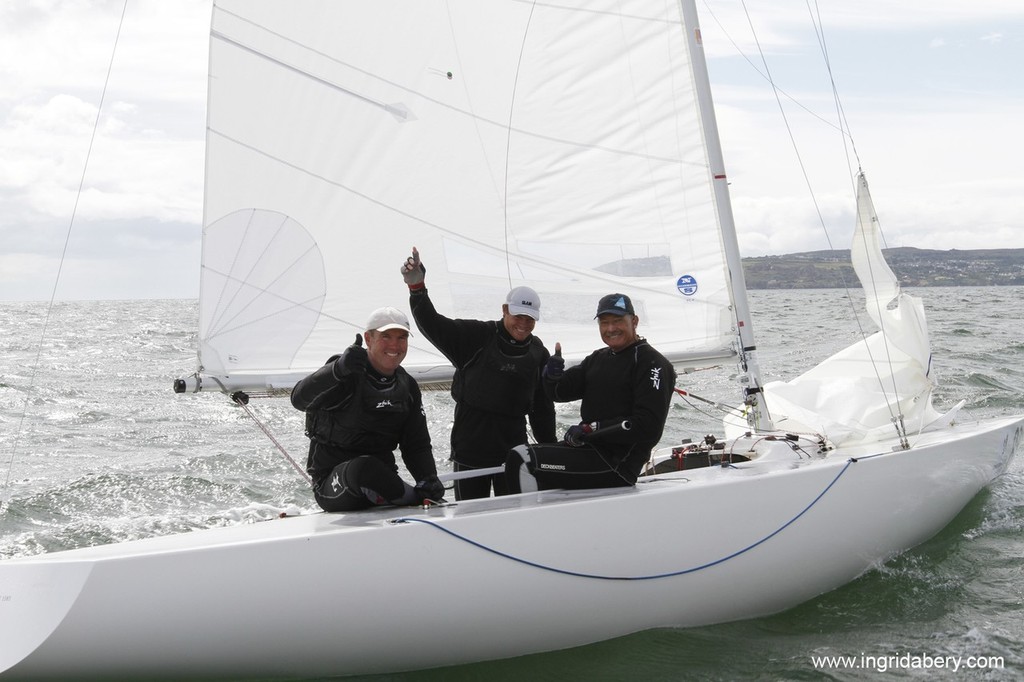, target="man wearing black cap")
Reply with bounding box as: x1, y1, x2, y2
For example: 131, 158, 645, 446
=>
290, 306, 444, 511
401, 246, 556, 500
507, 292, 676, 491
